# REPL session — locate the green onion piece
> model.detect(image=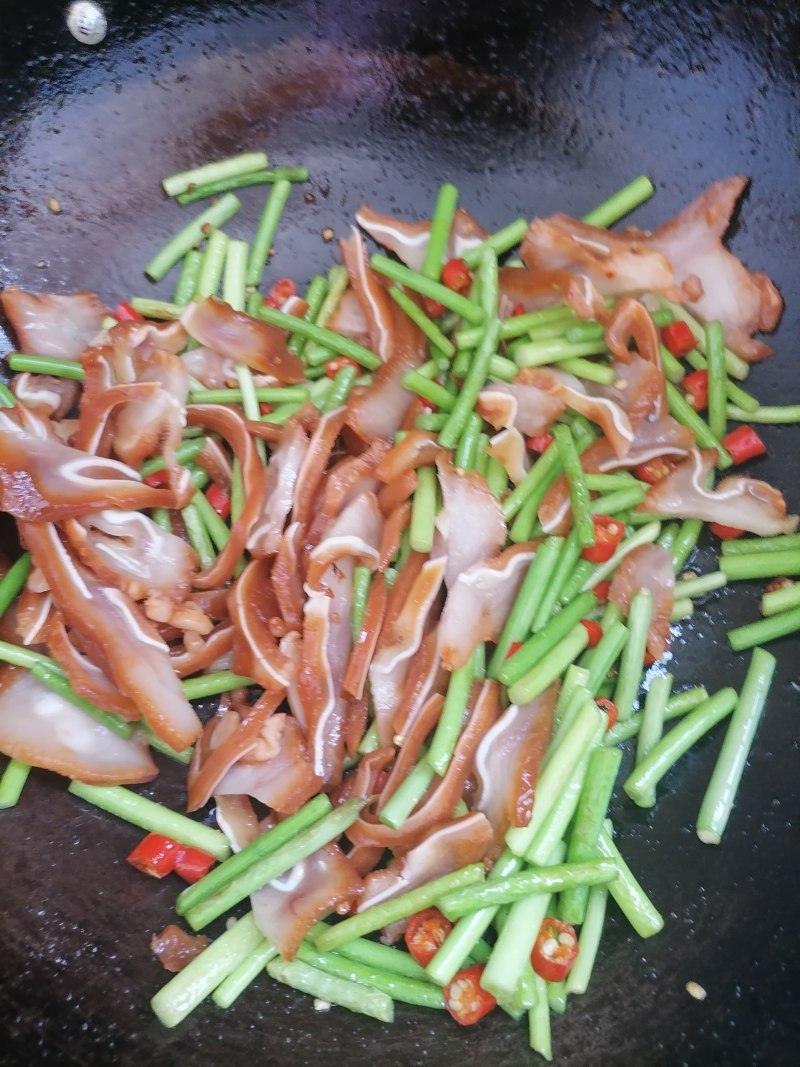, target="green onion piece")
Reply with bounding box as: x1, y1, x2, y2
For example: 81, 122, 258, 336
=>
336, 937, 430, 980
415, 412, 449, 432
409, 466, 439, 553
528, 973, 553, 1060
139, 437, 207, 477
0, 553, 31, 618
182, 501, 216, 568
6, 354, 85, 380
289, 274, 327, 357
145, 193, 241, 282
295, 943, 444, 1010
761, 582, 800, 617
585, 620, 629, 696
558, 356, 616, 385
596, 821, 664, 938
437, 860, 618, 921
581, 176, 655, 228
402, 371, 456, 411
190, 489, 231, 553
623, 688, 737, 807
721, 532, 800, 556
321, 363, 357, 412
454, 412, 483, 471
0, 759, 32, 809
559, 746, 623, 925
489, 538, 561, 674
514, 338, 610, 368
68, 781, 230, 860
188, 386, 308, 405
548, 980, 567, 1015
665, 381, 733, 468
727, 605, 800, 652
461, 218, 529, 268
721, 550, 800, 582
727, 403, 800, 424
565, 885, 609, 995
259, 305, 380, 370
456, 306, 573, 349
175, 794, 332, 915
508, 624, 590, 705
589, 484, 647, 516
314, 864, 485, 952
705, 321, 728, 442
499, 590, 596, 688
370, 253, 485, 325
604, 686, 710, 745
128, 298, 184, 321
222, 238, 248, 311
421, 183, 459, 280
502, 441, 562, 521
172, 248, 203, 305
677, 570, 727, 599
660, 344, 686, 383
30, 661, 133, 739
480, 842, 565, 1003
670, 518, 704, 573
506, 699, 602, 856
612, 588, 653, 721
137, 722, 193, 765
438, 314, 501, 450
351, 566, 372, 642
427, 649, 480, 776
388, 286, 455, 357
184, 799, 366, 931
632, 671, 673, 807
151, 912, 263, 1027
267, 956, 394, 1023
176, 166, 309, 206
0, 381, 16, 407
379, 754, 437, 829
508, 492, 539, 544
211, 938, 278, 1008
245, 179, 292, 288
531, 530, 583, 632
195, 228, 229, 300
554, 423, 594, 547
261, 401, 304, 424
0, 640, 62, 674
697, 648, 776, 843
181, 670, 255, 701
162, 151, 269, 197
